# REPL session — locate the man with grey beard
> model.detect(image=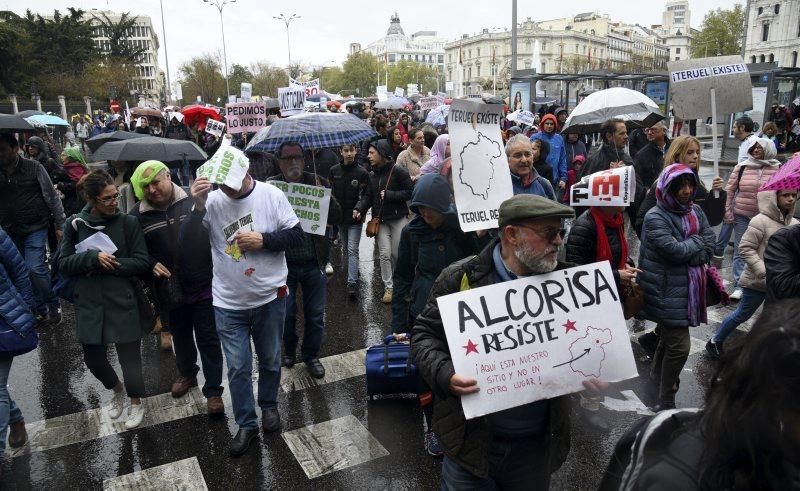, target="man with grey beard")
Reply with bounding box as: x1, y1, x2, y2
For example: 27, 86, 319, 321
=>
412, 194, 609, 489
